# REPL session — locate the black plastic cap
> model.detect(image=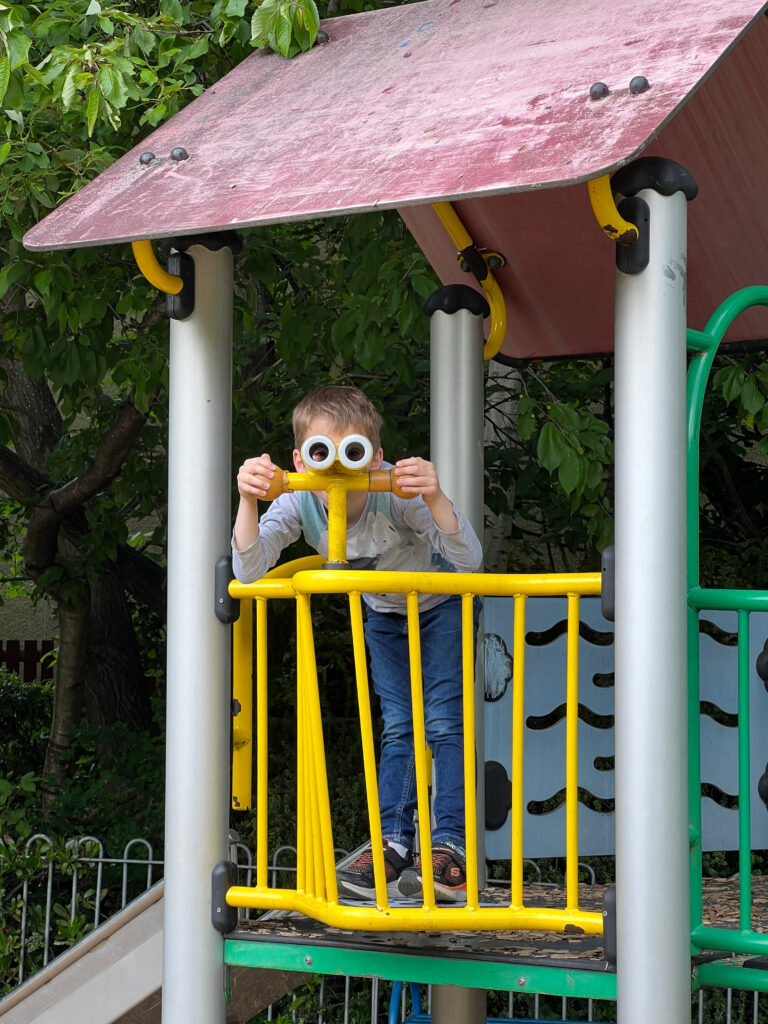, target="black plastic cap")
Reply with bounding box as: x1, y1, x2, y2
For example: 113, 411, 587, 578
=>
423, 284, 490, 320
611, 156, 698, 203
